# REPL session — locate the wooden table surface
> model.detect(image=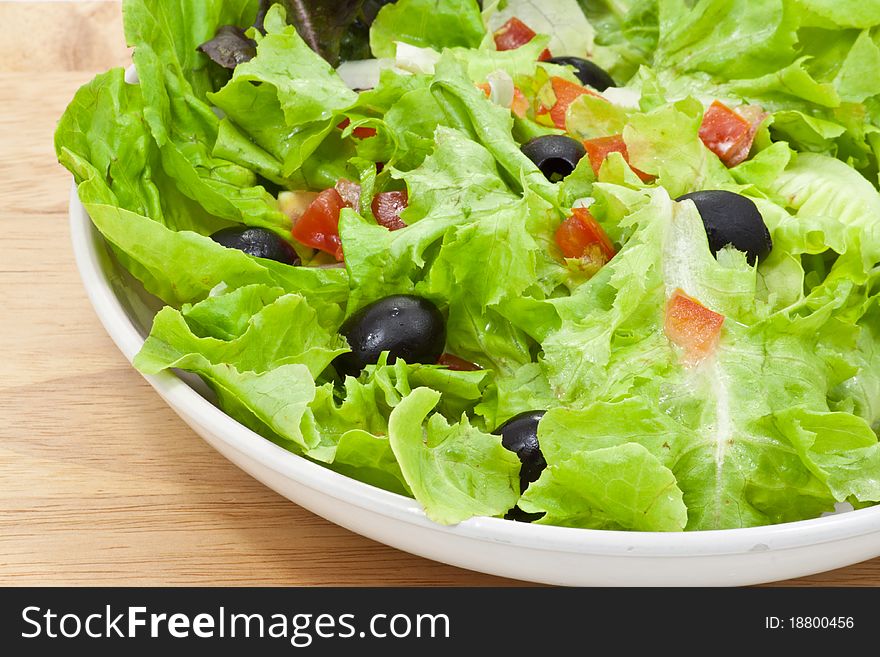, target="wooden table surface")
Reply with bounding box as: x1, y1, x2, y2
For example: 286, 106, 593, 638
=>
1, 0, 878, 587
